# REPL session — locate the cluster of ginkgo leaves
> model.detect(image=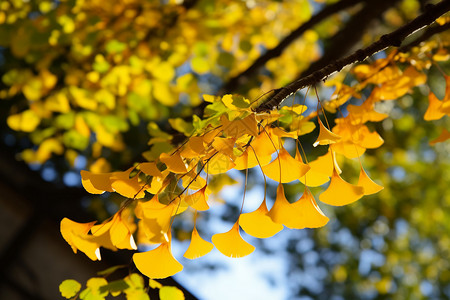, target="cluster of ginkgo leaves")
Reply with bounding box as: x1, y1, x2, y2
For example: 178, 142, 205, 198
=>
60, 29, 450, 283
